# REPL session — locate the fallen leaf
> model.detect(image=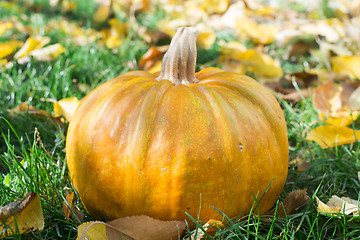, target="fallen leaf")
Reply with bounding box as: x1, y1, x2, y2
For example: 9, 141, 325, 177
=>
30, 43, 65, 61
62, 192, 84, 224
0, 192, 44, 238
305, 125, 360, 148
77, 215, 186, 240
197, 0, 231, 14
317, 195, 359, 216
350, 87, 360, 110
219, 49, 283, 82
61, 0, 77, 13
14, 36, 50, 60
331, 56, 360, 79
0, 40, 23, 59
265, 189, 310, 218
236, 17, 278, 45
93, 3, 110, 26
187, 219, 223, 240
316, 197, 341, 215
289, 158, 311, 172
53, 97, 81, 122
0, 22, 14, 36
138, 45, 168, 71
102, 19, 128, 49
312, 81, 342, 113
